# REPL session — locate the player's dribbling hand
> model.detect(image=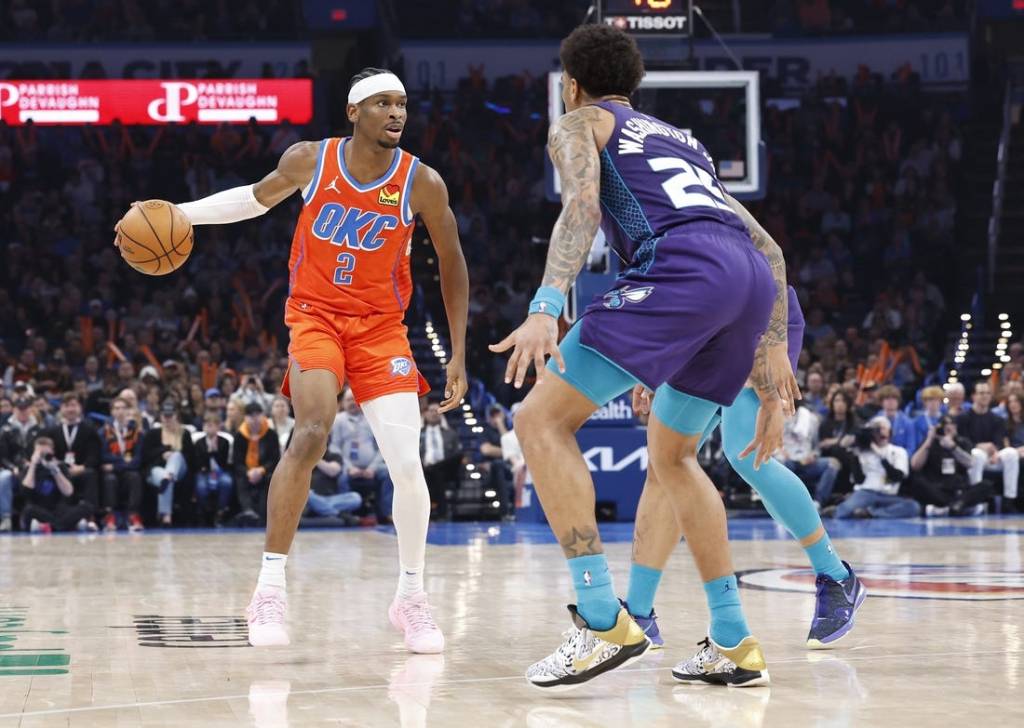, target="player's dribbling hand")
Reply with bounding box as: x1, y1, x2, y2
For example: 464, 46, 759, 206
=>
739, 397, 784, 469
111, 201, 140, 248
488, 314, 565, 390
439, 359, 468, 413
632, 385, 653, 417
